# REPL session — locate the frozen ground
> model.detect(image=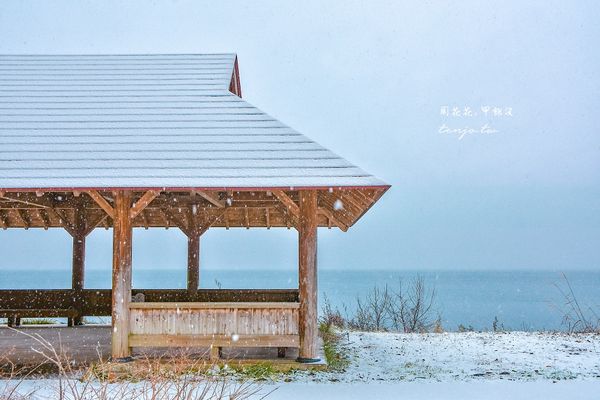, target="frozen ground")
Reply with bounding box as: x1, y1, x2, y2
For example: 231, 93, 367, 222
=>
289, 331, 600, 382
2, 331, 599, 399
